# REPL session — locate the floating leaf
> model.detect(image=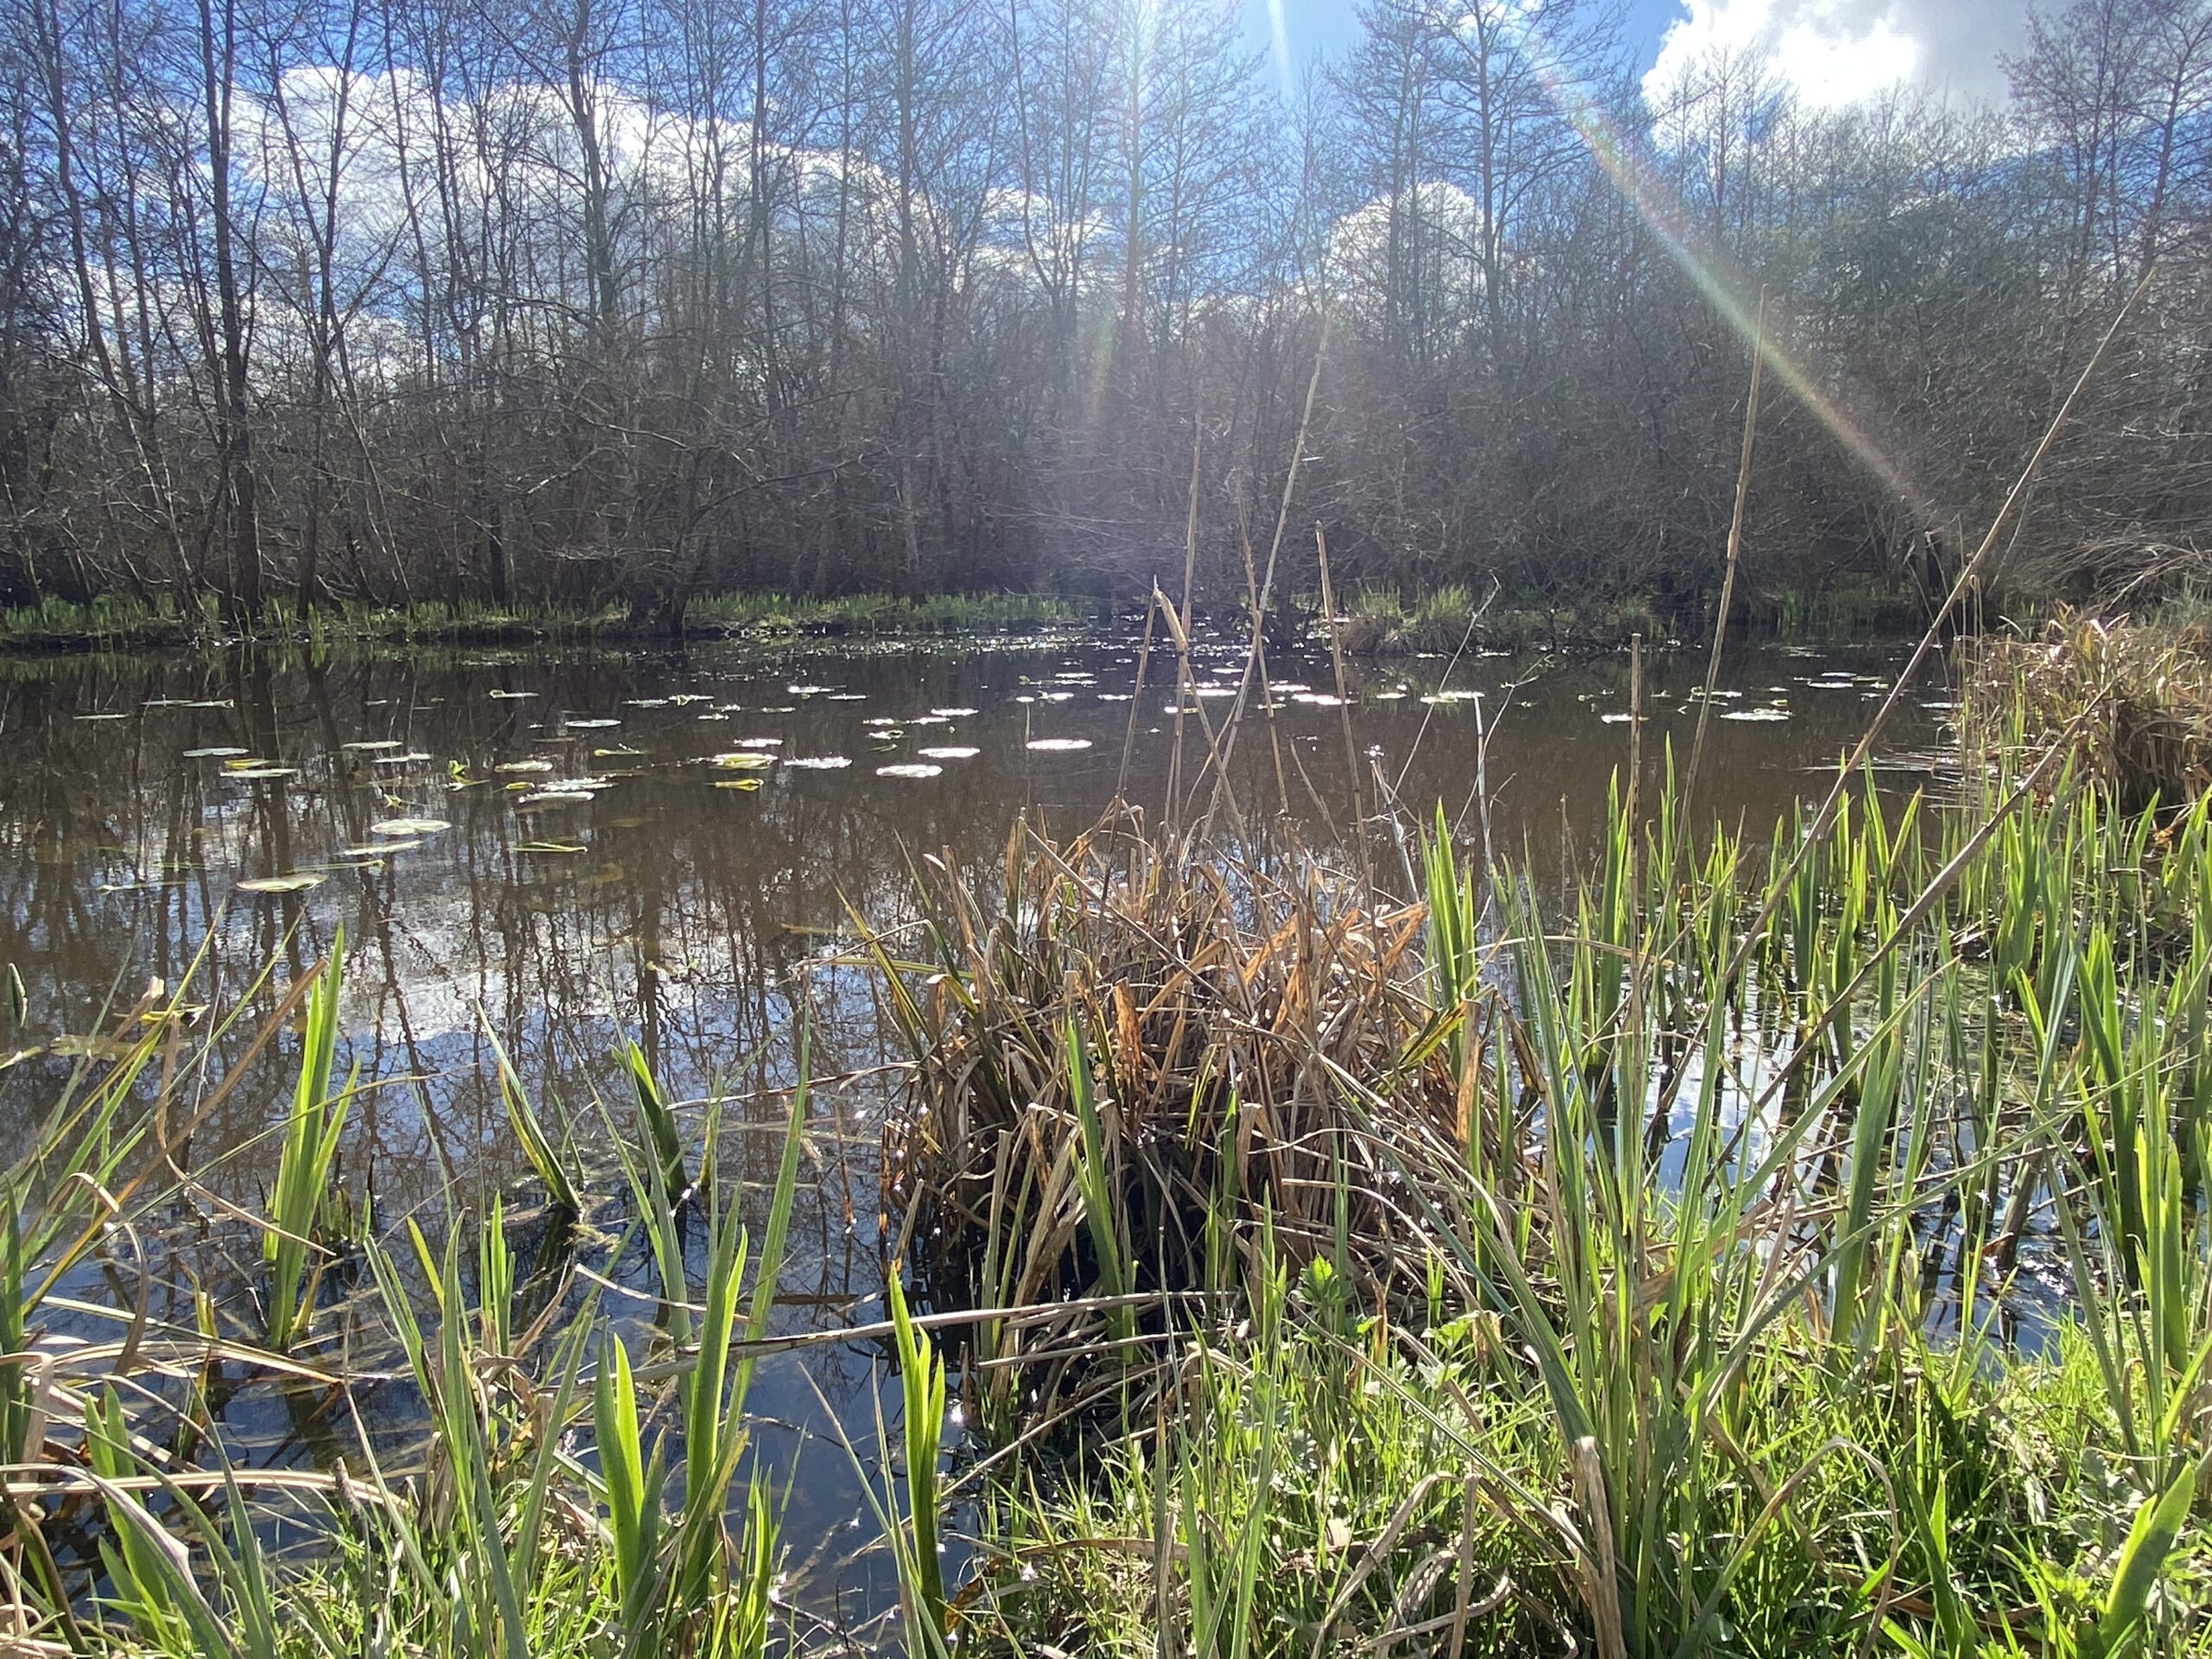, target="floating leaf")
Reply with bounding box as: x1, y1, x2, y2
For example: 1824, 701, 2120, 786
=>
238, 873, 327, 894
565, 717, 620, 729
785, 756, 851, 770
1025, 738, 1092, 753
1719, 708, 1792, 723
370, 817, 452, 836
183, 747, 250, 759
734, 737, 783, 749
517, 839, 588, 855
343, 840, 422, 857
488, 689, 536, 700
342, 740, 404, 752
876, 763, 943, 779
74, 712, 128, 721
713, 778, 766, 791
918, 747, 981, 760
494, 759, 555, 774
516, 791, 595, 810
709, 752, 775, 771
226, 766, 299, 780
931, 707, 979, 717
373, 752, 435, 766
